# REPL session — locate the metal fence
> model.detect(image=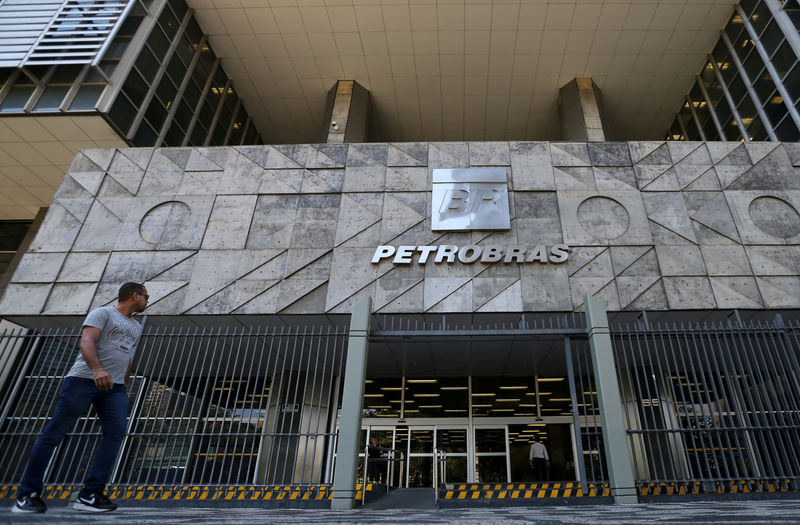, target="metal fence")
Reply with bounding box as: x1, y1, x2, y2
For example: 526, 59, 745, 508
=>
0, 323, 349, 487
611, 315, 800, 486
565, 338, 607, 484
